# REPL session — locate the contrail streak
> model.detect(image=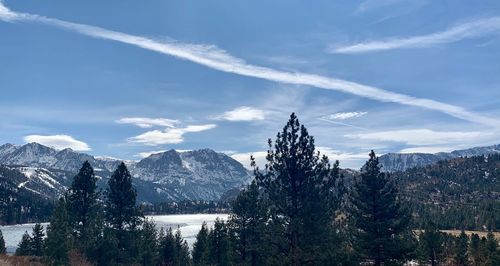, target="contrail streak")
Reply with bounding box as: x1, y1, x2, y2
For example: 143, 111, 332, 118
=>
330, 17, 500, 54
1, 2, 498, 127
